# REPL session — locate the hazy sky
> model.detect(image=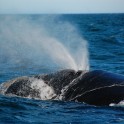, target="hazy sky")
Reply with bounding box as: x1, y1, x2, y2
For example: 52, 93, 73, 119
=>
0, 0, 124, 14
